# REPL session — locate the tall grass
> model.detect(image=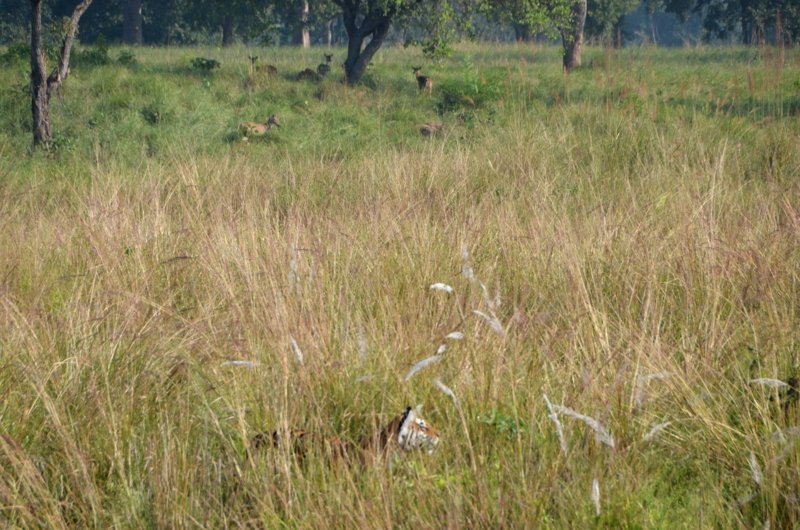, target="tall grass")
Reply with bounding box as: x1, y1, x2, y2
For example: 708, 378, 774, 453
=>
1, 42, 799, 527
